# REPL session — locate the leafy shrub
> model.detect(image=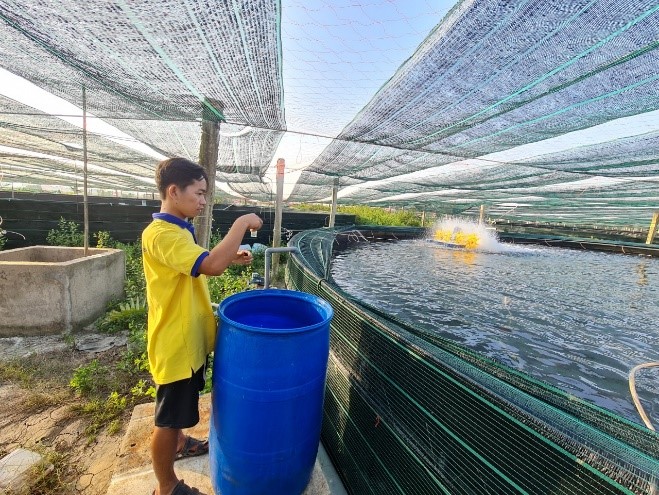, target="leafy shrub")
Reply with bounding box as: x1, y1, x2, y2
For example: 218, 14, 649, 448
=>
291, 203, 422, 226
0, 232, 5, 250
338, 205, 422, 226
117, 241, 146, 300
208, 271, 251, 303
94, 230, 117, 248
47, 217, 84, 246
209, 227, 223, 247
96, 296, 147, 334
131, 378, 156, 399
